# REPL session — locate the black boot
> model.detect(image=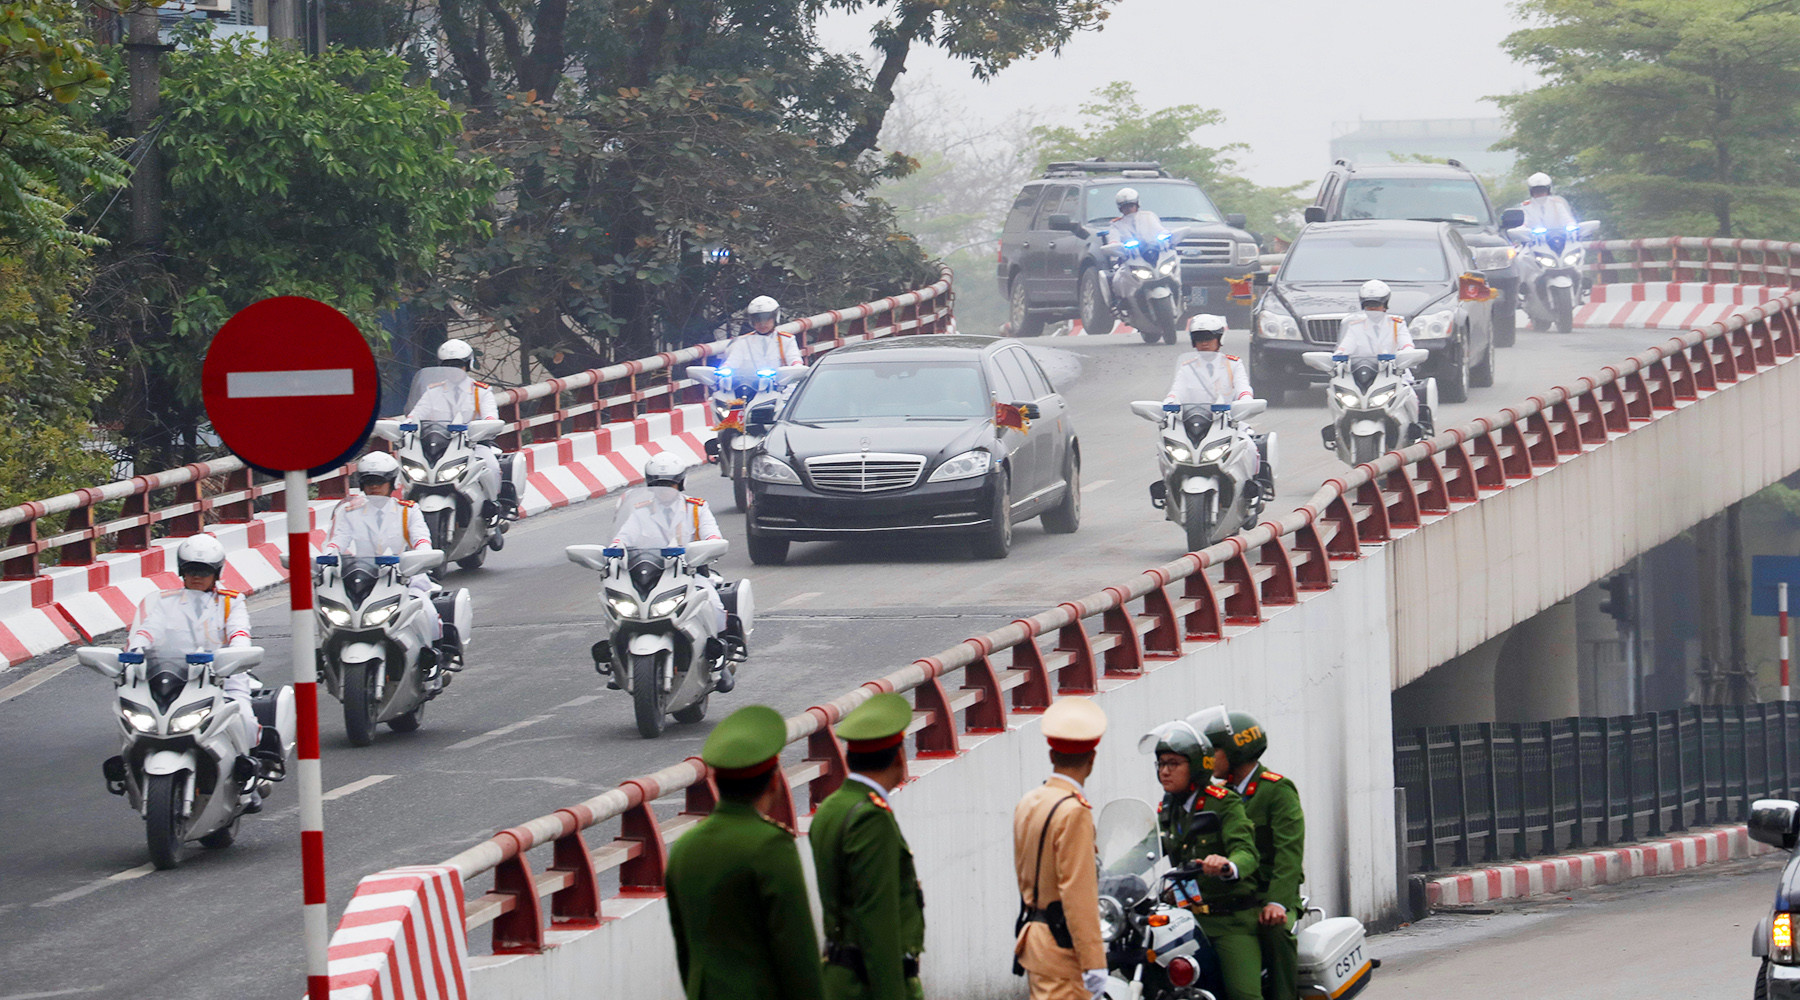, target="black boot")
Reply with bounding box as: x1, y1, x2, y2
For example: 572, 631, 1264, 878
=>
1418, 403, 1436, 437
592, 640, 620, 690
497, 480, 520, 519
